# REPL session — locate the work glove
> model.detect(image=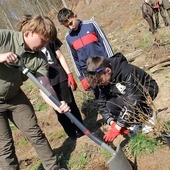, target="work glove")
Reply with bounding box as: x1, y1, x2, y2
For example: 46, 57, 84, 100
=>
103, 122, 130, 142
80, 78, 90, 91
67, 73, 77, 91
154, 2, 159, 8
154, 4, 159, 8
120, 127, 130, 135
